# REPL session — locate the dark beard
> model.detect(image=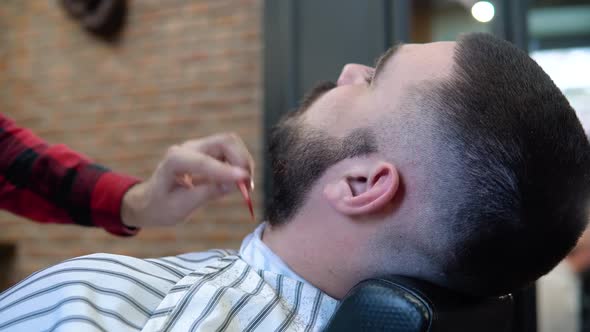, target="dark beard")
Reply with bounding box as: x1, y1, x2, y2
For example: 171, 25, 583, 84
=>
266, 113, 378, 226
